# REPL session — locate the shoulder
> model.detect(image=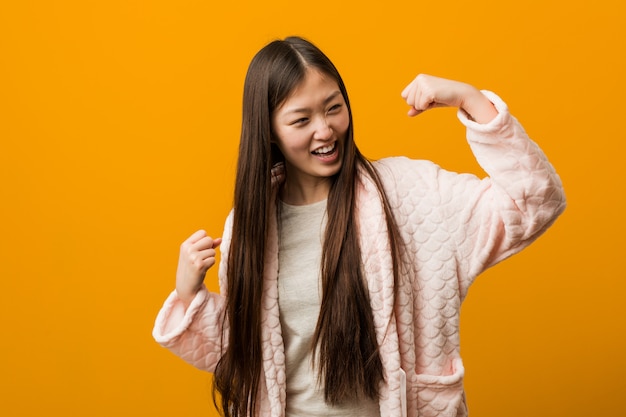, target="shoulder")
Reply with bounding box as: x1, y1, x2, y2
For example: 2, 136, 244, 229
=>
373, 156, 437, 173
370, 157, 443, 193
